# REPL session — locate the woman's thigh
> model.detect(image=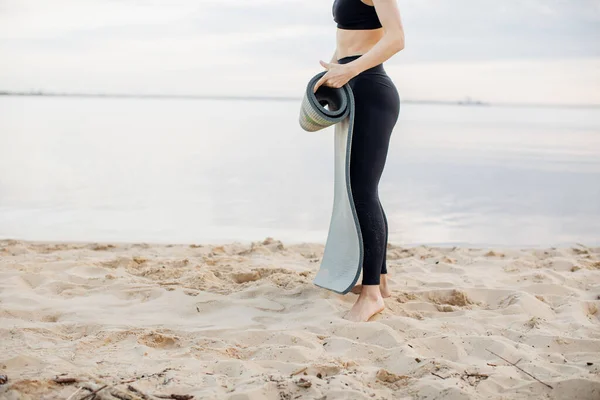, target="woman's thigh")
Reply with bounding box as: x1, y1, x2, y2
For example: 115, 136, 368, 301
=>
349, 74, 400, 195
